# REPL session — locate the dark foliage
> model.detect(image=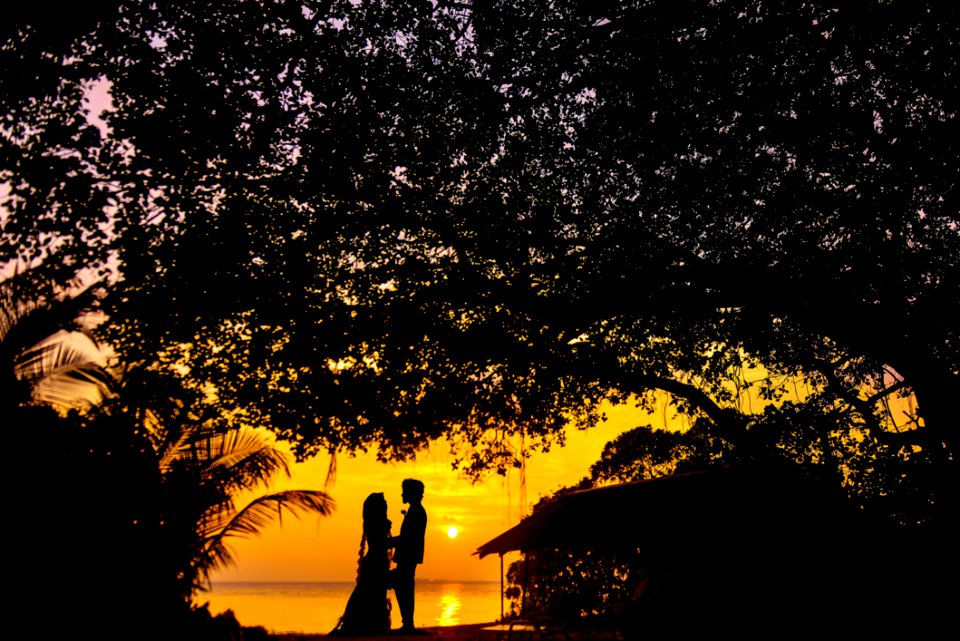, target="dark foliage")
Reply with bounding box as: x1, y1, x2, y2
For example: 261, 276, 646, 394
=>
4, 5, 958, 631
5, 1, 957, 472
